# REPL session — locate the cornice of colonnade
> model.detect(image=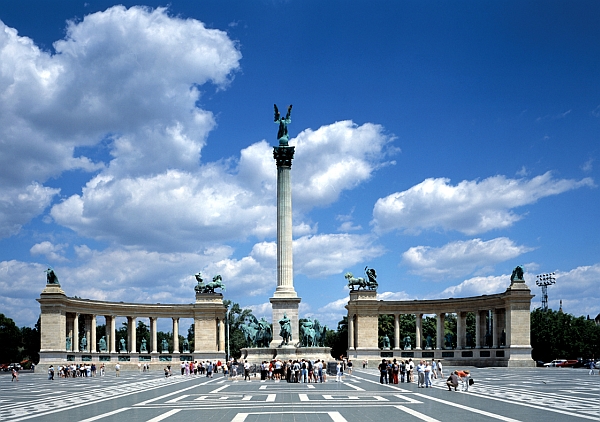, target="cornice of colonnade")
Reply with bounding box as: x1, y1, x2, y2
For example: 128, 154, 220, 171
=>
38, 288, 226, 318
346, 284, 534, 315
